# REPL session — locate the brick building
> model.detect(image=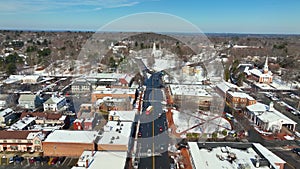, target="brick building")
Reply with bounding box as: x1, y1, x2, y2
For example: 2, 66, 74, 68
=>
0, 131, 47, 152
43, 130, 98, 157
226, 91, 256, 109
